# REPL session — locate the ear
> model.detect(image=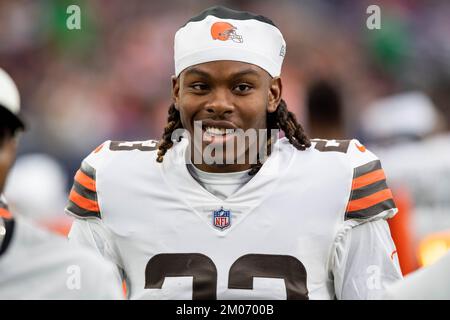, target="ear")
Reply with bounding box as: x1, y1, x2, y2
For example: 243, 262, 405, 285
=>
171, 75, 180, 110
267, 77, 282, 113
